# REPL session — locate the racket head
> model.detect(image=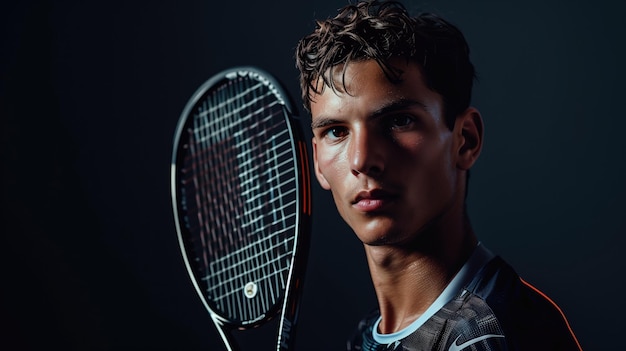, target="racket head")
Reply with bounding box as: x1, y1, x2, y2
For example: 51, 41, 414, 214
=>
171, 66, 311, 330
